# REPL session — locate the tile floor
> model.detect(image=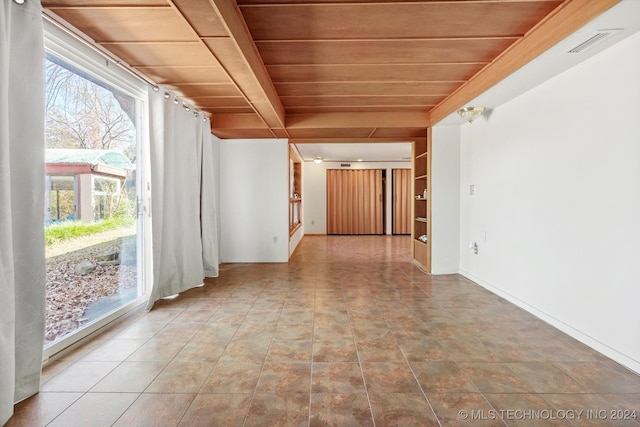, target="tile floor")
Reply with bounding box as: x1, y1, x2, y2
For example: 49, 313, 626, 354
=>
7, 236, 640, 426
